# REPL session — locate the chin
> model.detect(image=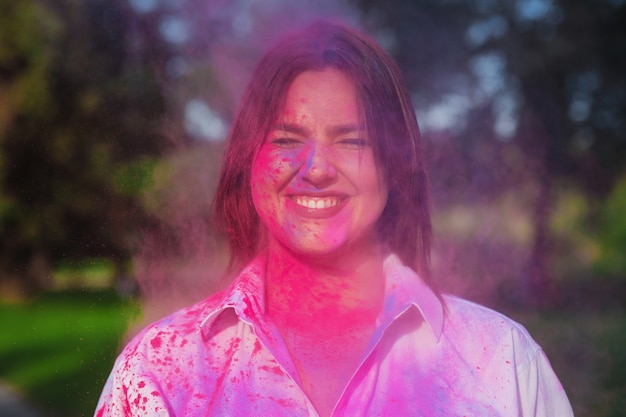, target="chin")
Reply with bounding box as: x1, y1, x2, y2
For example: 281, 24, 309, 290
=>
289, 240, 345, 258
285, 234, 378, 262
